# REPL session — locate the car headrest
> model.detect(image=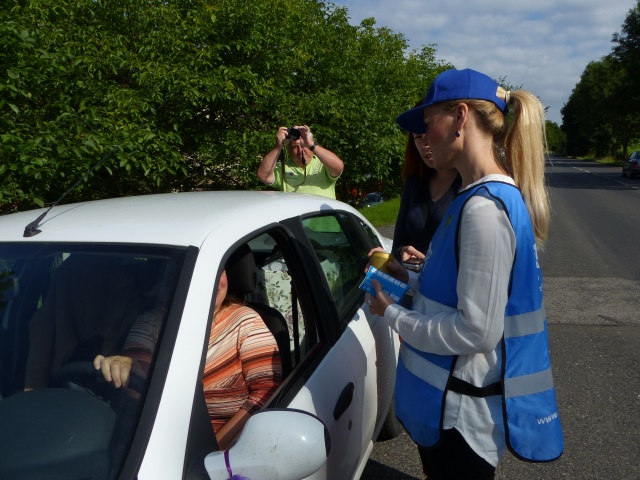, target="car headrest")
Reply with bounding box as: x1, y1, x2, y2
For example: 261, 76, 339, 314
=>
225, 244, 257, 297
